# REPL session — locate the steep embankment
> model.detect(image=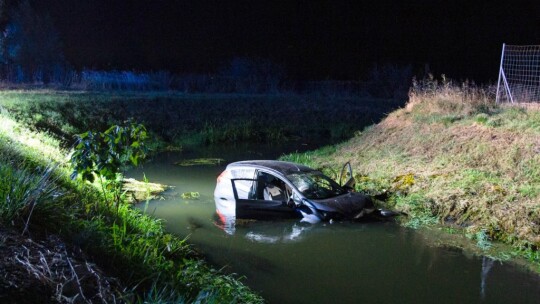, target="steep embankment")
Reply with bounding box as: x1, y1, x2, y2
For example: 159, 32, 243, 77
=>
284, 81, 540, 262
0, 100, 263, 302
